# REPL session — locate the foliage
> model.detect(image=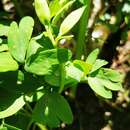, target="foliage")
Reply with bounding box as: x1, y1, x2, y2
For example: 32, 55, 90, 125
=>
0, 0, 123, 129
